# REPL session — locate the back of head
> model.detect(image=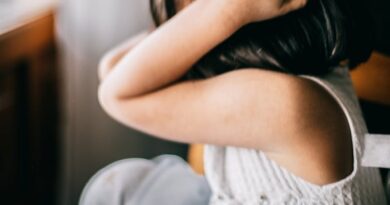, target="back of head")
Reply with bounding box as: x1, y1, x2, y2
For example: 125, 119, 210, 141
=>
150, 0, 373, 79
